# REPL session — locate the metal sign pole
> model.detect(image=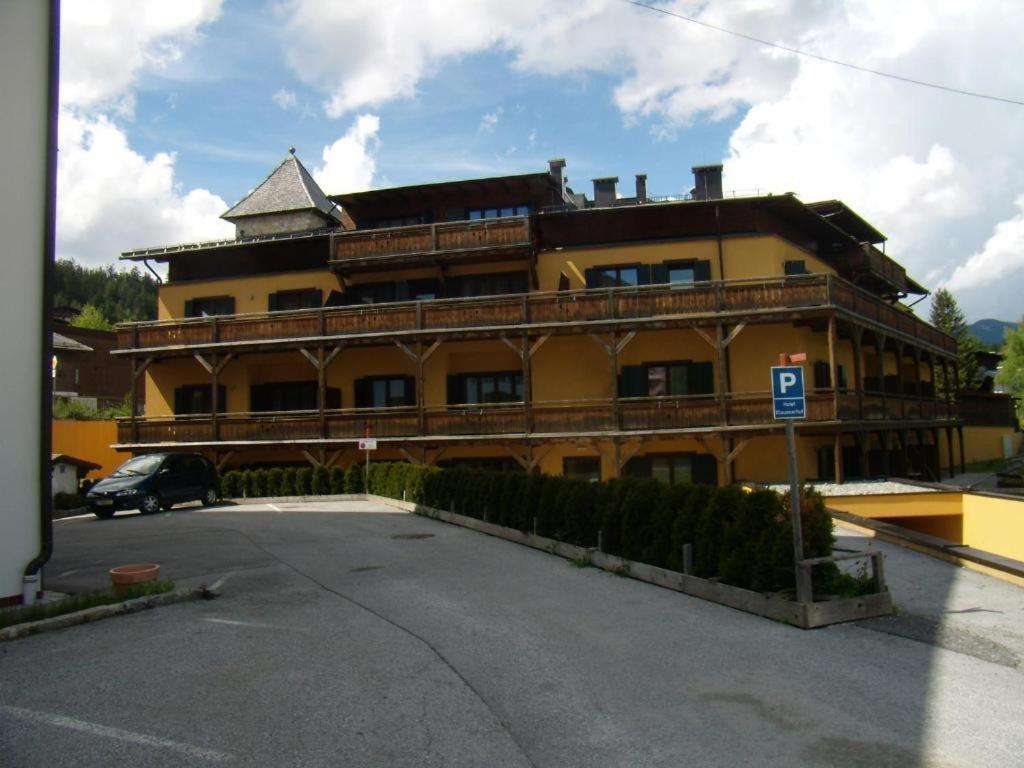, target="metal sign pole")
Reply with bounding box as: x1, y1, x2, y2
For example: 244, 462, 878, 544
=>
774, 353, 812, 604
